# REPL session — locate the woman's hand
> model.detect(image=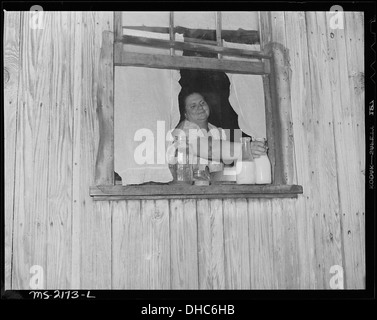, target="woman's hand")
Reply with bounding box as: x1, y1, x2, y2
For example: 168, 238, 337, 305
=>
250, 140, 268, 158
